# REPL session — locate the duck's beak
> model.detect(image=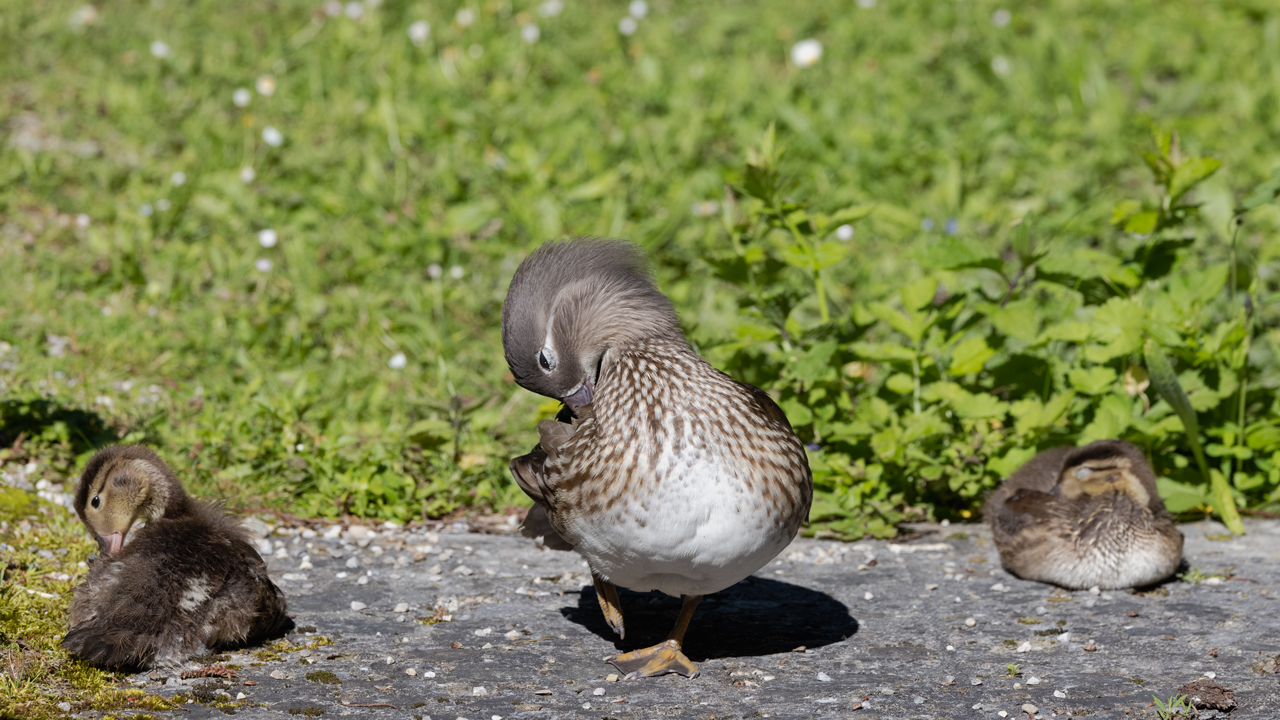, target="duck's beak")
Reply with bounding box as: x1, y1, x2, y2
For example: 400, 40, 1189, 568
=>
563, 377, 594, 410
